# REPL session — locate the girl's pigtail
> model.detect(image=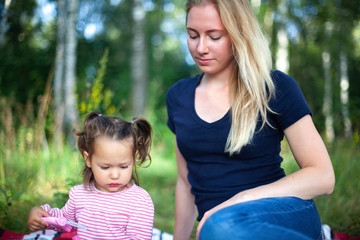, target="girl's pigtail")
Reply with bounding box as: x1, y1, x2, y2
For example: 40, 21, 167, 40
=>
72, 111, 104, 186
131, 118, 152, 166
73, 111, 102, 154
